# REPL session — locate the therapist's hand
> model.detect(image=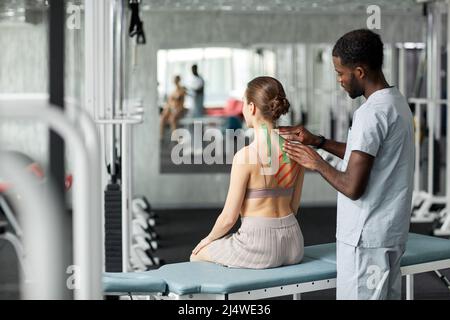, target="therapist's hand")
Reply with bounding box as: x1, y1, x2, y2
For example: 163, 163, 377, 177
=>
192, 237, 213, 255
283, 141, 324, 171
278, 125, 321, 147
